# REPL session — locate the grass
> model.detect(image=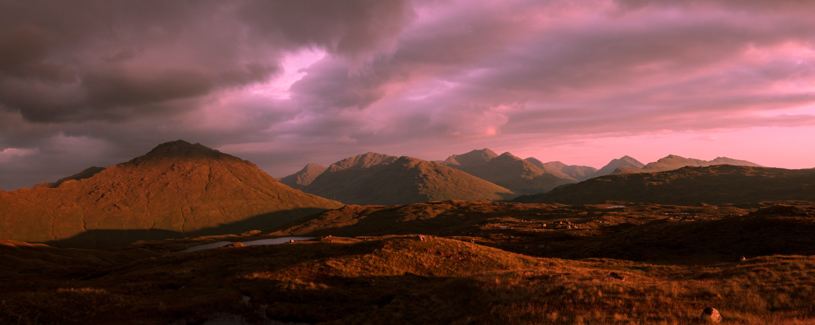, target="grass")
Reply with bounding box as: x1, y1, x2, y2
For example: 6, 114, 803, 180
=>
3, 202, 815, 324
